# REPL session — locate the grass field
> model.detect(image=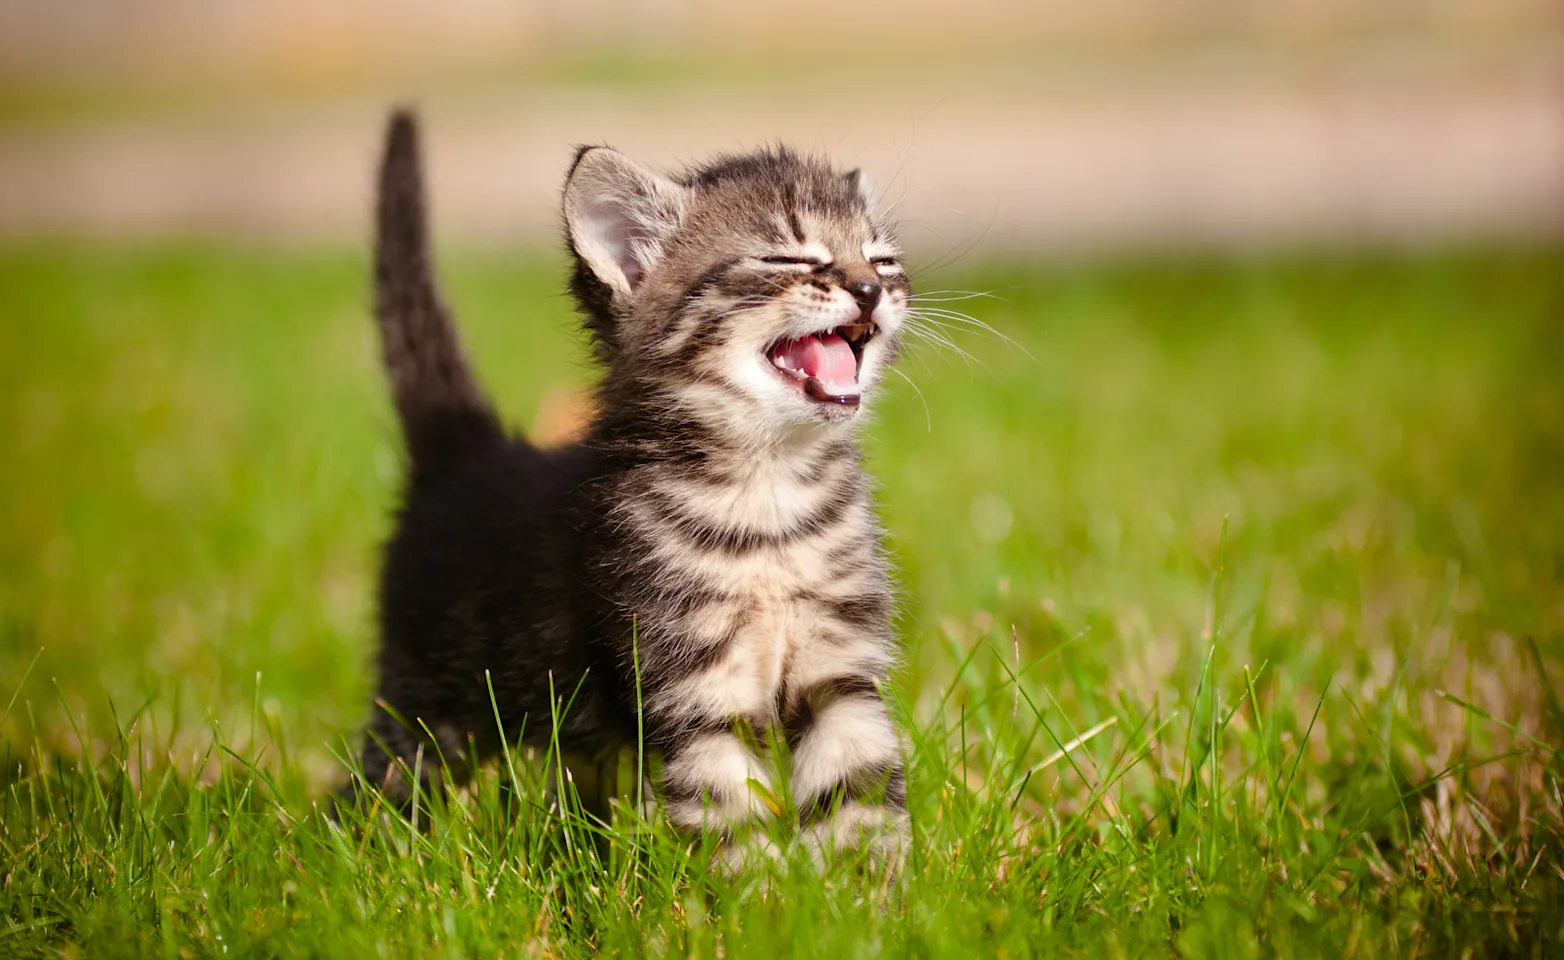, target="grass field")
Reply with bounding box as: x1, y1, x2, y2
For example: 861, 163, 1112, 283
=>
1, 243, 1561, 957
